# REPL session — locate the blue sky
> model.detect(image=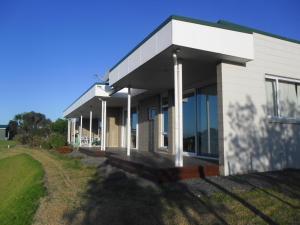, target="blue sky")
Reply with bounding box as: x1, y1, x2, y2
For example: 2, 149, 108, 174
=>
0, 0, 299, 124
